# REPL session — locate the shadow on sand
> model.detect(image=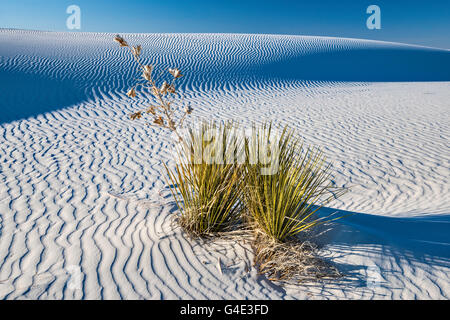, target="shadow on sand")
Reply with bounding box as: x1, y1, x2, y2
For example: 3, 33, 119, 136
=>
259, 47, 450, 82
0, 70, 88, 124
